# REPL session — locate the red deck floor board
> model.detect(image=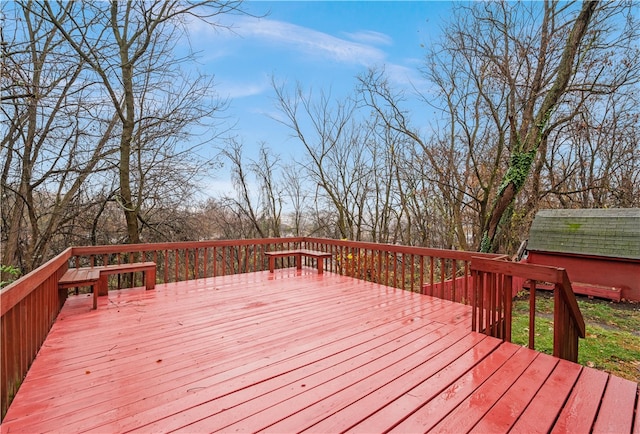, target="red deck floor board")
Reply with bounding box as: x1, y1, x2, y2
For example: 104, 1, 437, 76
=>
131, 320, 434, 433
343, 336, 502, 433
592, 375, 639, 433
551, 367, 609, 433
509, 359, 583, 433
112, 321, 449, 433
229, 326, 472, 433
268, 332, 489, 433
311, 335, 500, 433
468, 352, 558, 433
1, 268, 638, 433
